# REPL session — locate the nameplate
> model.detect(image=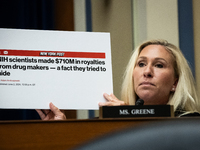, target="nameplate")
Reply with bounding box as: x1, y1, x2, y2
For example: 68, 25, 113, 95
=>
99, 105, 174, 119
